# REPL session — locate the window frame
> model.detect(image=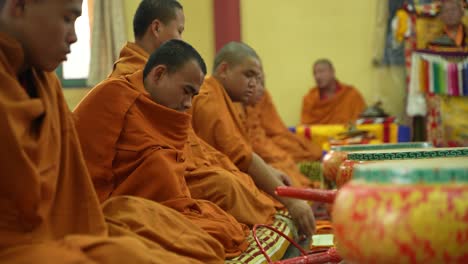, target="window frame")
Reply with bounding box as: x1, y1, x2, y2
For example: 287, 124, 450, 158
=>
56, 64, 89, 88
